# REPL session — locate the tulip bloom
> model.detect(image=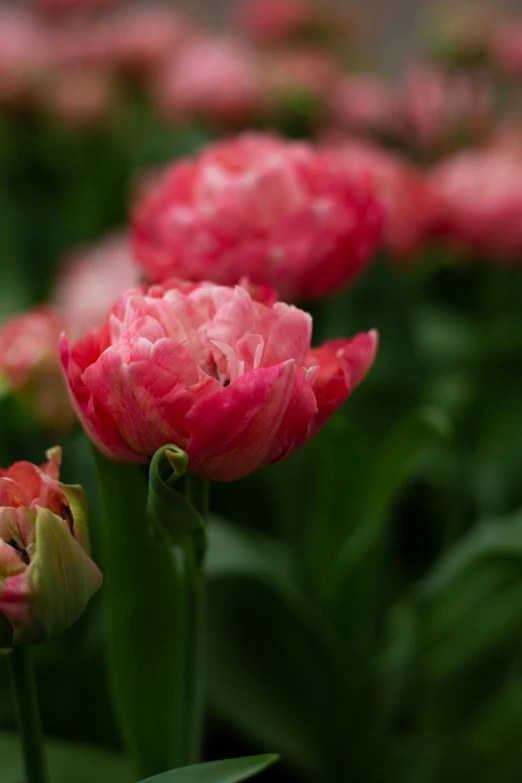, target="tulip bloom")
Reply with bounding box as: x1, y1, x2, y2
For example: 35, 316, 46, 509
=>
430, 148, 522, 261
153, 37, 264, 127
54, 233, 141, 336
0, 308, 76, 433
61, 279, 377, 481
132, 133, 384, 301
333, 139, 442, 261
0, 448, 102, 647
